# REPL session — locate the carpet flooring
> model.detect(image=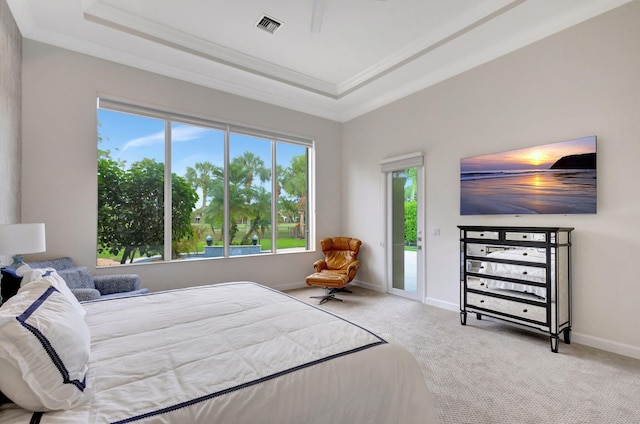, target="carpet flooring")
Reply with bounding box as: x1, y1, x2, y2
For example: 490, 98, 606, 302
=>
285, 286, 640, 424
